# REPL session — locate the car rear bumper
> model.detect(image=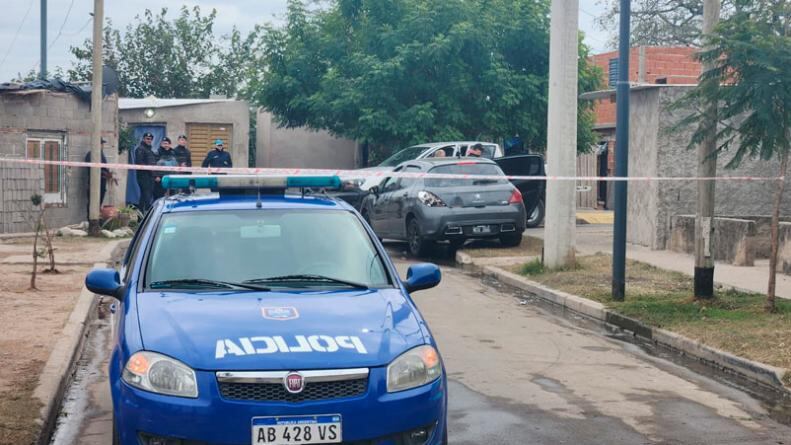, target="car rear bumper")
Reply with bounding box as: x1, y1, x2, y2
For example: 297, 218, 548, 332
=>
415, 204, 526, 240
113, 367, 447, 445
